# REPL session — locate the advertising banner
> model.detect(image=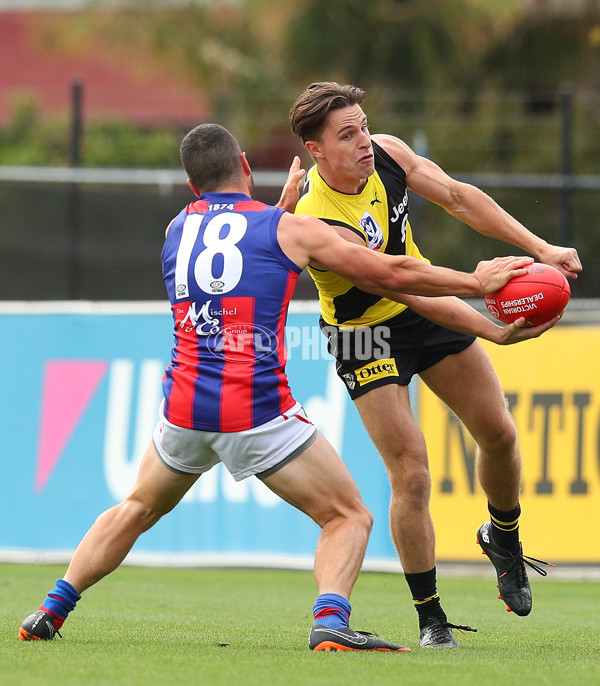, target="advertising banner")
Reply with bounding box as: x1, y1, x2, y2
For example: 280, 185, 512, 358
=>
1, 303, 597, 565
421, 328, 600, 563
0, 304, 394, 566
